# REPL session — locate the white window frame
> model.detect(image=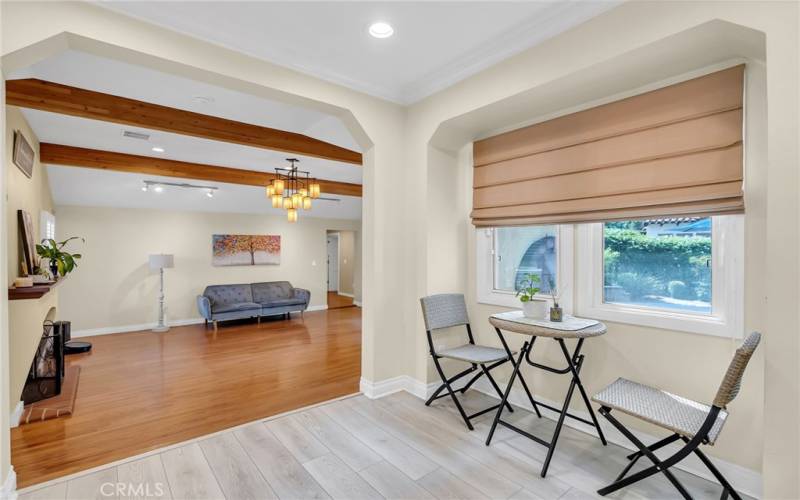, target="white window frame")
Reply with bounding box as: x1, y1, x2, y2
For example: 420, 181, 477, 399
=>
40, 210, 56, 242
576, 215, 744, 338
476, 225, 574, 312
